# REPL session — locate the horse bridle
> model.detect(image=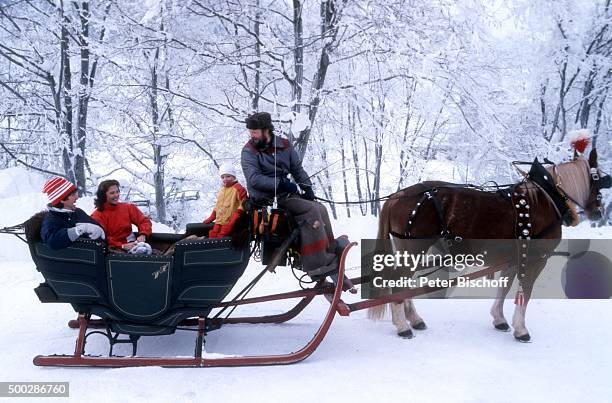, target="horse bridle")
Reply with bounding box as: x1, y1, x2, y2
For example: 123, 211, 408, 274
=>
551, 162, 611, 211
590, 167, 612, 201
